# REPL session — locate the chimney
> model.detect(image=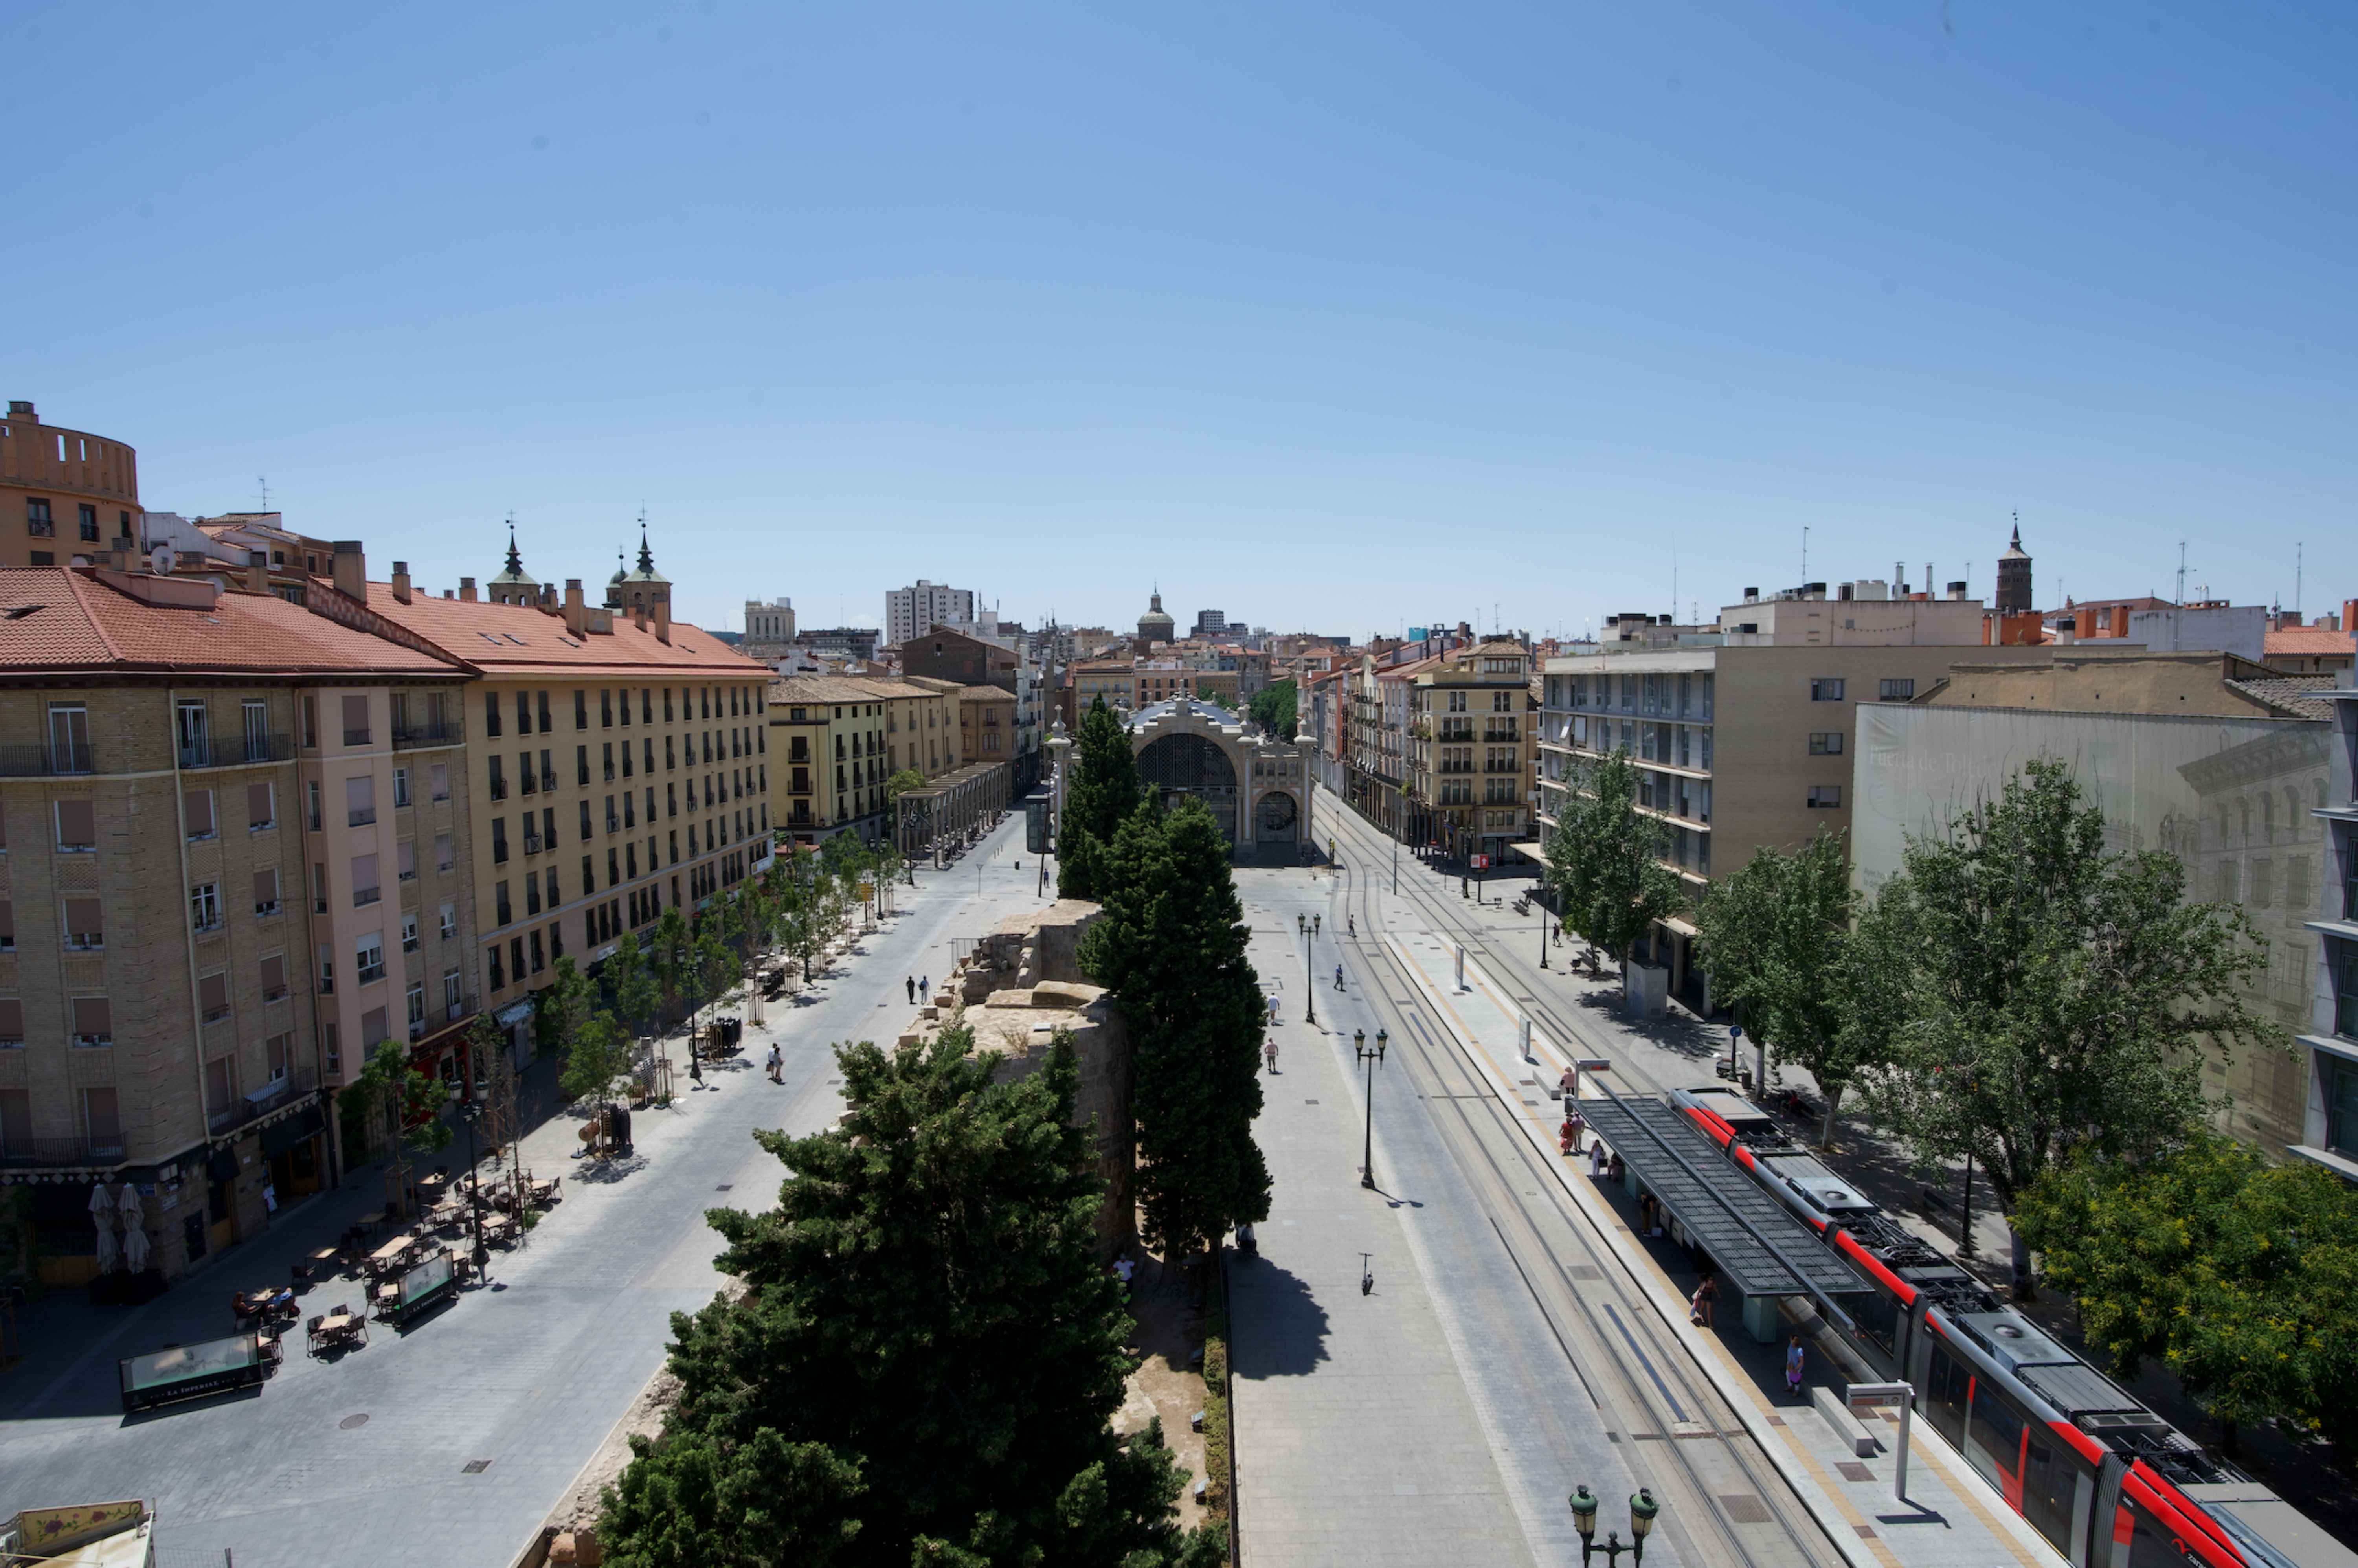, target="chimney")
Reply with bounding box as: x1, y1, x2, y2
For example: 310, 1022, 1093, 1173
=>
391, 560, 413, 604
2109, 604, 2128, 639
6, 400, 33, 422
633, 603, 648, 632
2075, 607, 2097, 641
564, 578, 587, 637
2345, 599, 2358, 636
540, 583, 556, 612
1947, 580, 1968, 600
331, 540, 367, 604
654, 596, 671, 645
459, 577, 477, 602
248, 550, 268, 595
